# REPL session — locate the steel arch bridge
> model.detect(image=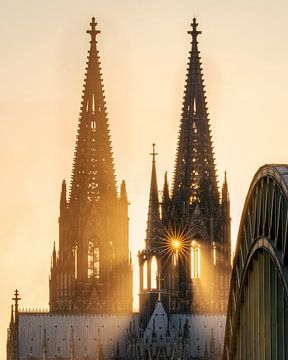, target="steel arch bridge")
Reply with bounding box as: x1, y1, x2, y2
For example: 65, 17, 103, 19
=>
223, 164, 288, 359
